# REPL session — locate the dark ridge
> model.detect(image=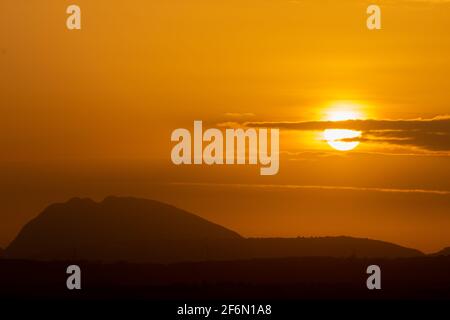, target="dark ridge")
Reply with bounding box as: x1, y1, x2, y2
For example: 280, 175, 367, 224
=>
431, 247, 450, 256
5, 196, 423, 262
1, 256, 450, 300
